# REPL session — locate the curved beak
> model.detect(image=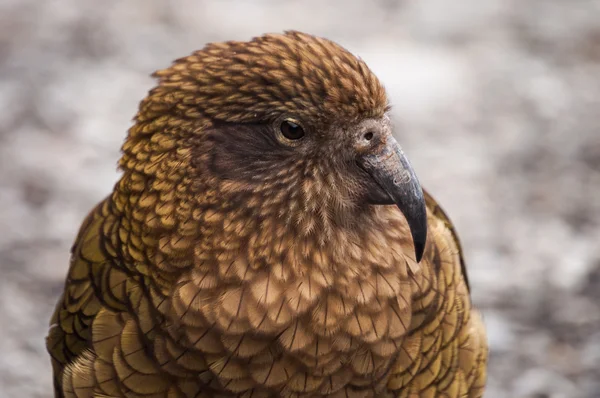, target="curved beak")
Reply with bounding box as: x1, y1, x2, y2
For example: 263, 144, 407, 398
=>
358, 136, 427, 262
